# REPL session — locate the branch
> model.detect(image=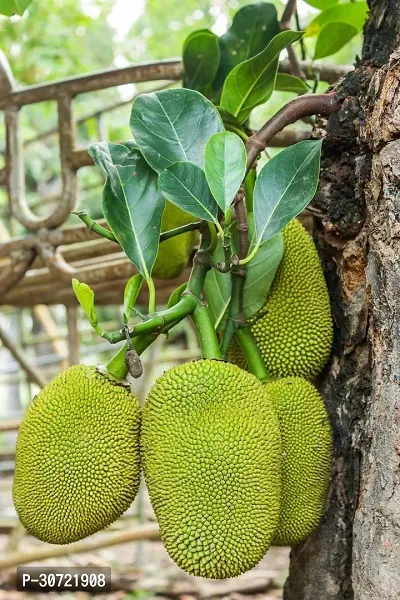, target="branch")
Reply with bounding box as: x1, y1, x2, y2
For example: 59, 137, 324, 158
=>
280, 0, 305, 80
281, 0, 297, 29
246, 92, 341, 171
